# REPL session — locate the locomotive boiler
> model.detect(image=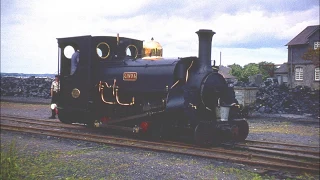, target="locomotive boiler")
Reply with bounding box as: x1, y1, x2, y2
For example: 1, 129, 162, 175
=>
56, 29, 249, 145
